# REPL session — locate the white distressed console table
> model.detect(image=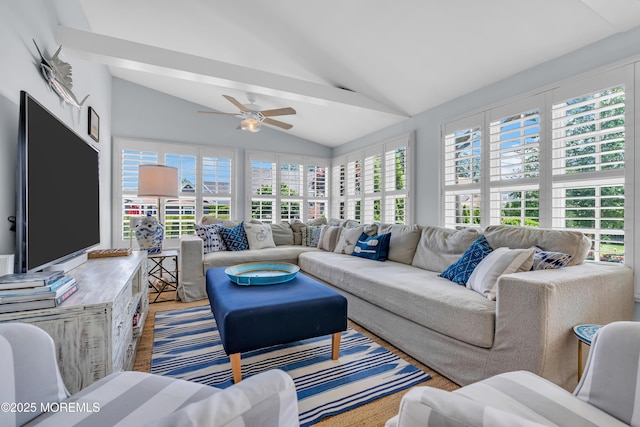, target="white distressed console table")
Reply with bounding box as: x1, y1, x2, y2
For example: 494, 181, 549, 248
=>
0, 251, 149, 394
